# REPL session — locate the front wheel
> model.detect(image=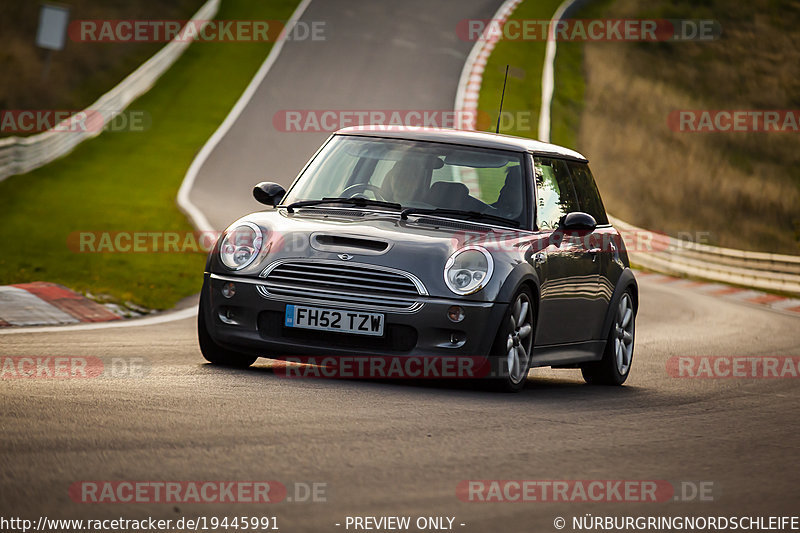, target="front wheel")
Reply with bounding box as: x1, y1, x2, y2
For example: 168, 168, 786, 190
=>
488, 288, 535, 392
198, 293, 257, 368
581, 289, 635, 385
